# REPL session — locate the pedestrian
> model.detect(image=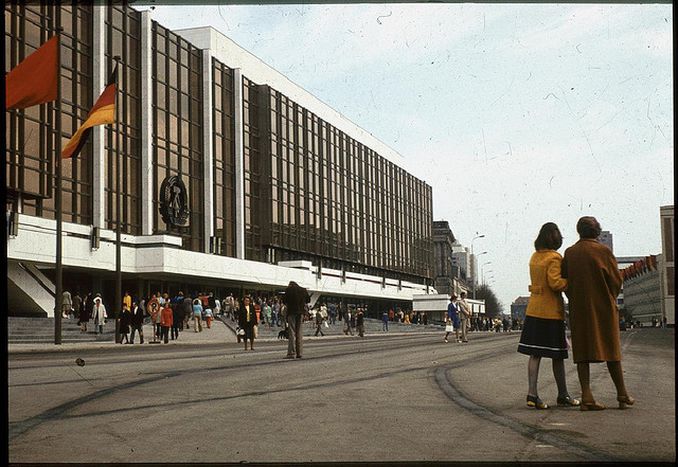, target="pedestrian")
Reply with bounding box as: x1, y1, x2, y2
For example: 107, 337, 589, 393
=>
263, 300, 272, 328
119, 303, 131, 344
91, 295, 107, 335
147, 294, 161, 342
130, 300, 145, 344
123, 291, 132, 314
238, 295, 258, 351
517, 222, 579, 410
562, 216, 634, 411
172, 297, 184, 340
314, 308, 325, 337
192, 299, 203, 332
282, 281, 310, 358
382, 310, 389, 331
444, 295, 460, 343
78, 293, 91, 333
181, 294, 193, 330
341, 303, 353, 336
388, 308, 395, 322
457, 292, 471, 342
61, 289, 72, 319
356, 308, 365, 337
205, 306, 213, 329
72, 292, 82, 321
160, 301, 173, 344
